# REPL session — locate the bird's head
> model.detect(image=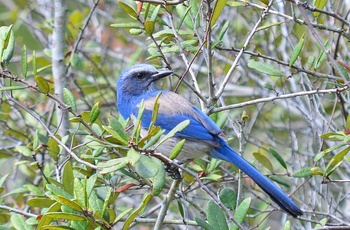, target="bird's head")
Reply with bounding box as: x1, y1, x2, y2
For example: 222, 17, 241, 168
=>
117, 64, 173, 96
